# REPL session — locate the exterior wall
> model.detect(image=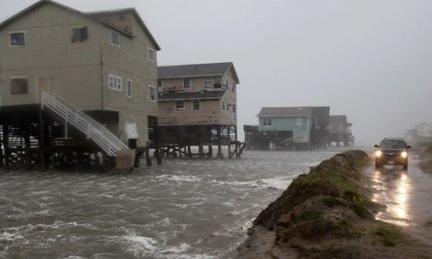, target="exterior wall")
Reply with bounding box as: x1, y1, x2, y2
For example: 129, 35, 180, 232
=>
100, 13, 158, 145
0, 4, 103, 109
258, 117, 311, 143
219, 68, 237, 125
158, 100, 221, 126
0, 5, 159, 146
